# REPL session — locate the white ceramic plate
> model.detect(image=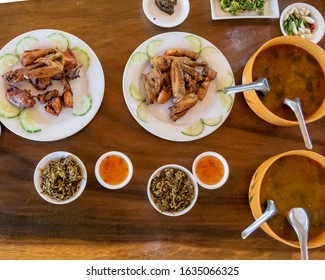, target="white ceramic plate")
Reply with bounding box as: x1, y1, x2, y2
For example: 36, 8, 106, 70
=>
142, 0, 190, 28
279, 3, 325, 44
210, 0, 279, 20
122, 32, 235, 142
0, 29, 105, 141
